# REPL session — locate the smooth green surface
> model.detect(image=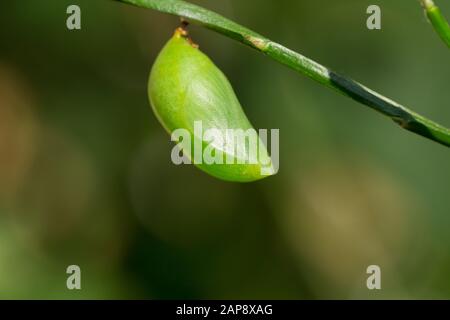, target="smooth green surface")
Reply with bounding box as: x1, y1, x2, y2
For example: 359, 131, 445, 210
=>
117, 0, 450, 147
149, 31, 273, 182
421, 0, 450, 48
